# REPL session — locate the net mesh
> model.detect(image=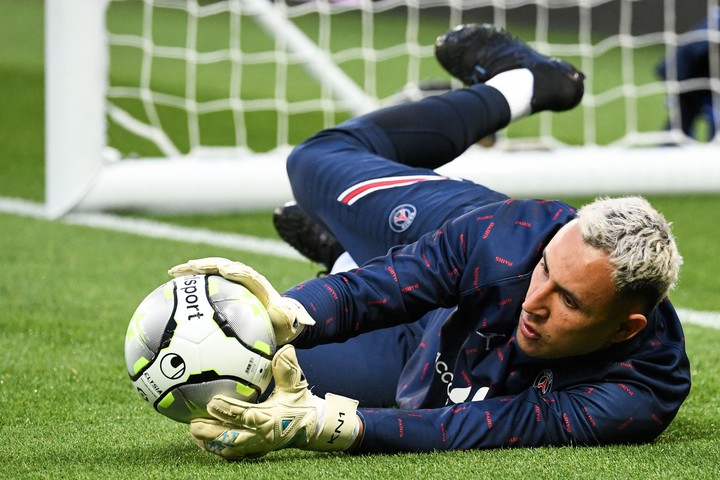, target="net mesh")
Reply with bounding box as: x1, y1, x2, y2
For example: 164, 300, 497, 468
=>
104, 0, 719, 159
